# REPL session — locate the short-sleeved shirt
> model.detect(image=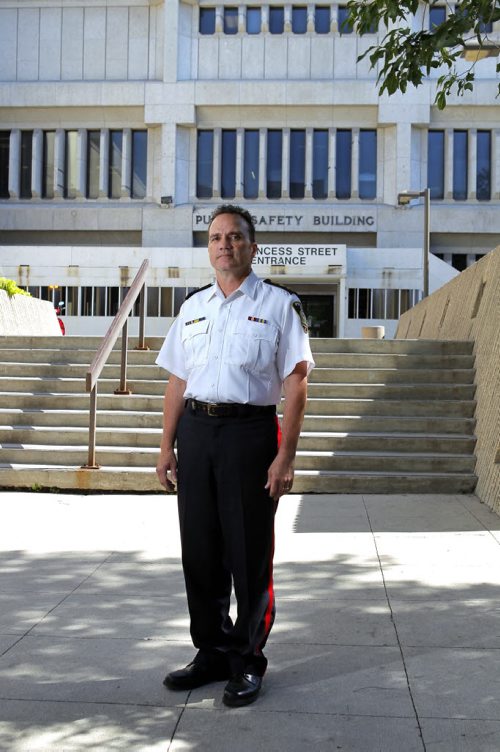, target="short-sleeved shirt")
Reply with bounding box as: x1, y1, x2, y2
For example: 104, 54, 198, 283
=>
156, 271, 315, 405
